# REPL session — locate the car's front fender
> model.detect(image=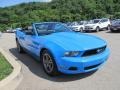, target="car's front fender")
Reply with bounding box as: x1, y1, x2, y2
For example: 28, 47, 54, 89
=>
39, 40, 65, 65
